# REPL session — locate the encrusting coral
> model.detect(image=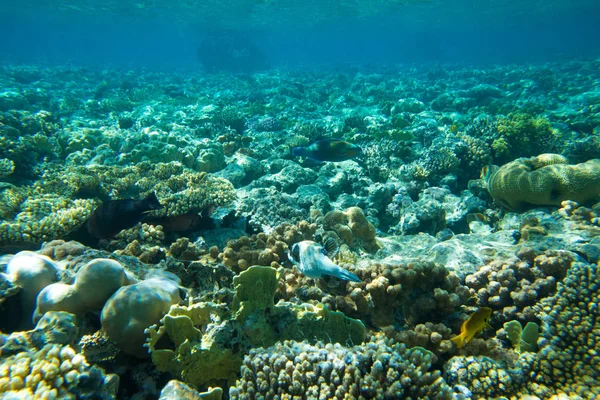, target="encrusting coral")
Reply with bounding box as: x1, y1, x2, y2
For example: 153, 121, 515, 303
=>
484, 154, 600, 210
145, 265, 366, 390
